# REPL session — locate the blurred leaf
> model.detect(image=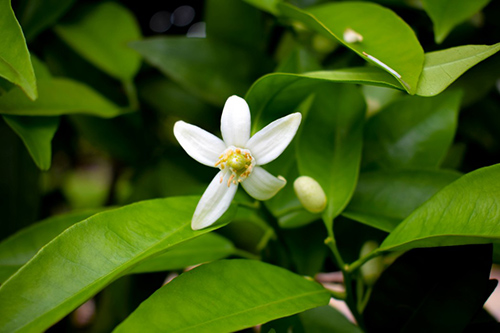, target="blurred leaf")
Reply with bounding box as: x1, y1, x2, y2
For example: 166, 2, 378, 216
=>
421, 0, 491, 43
0, 78, 122, 118
378, 164, 500, 253
0, 0, 37, 100
131, 37, 270, 106
343, 170, 461, 232
362, 90, 462, 171
114, 260, 330, 333
0, 196, 236, 333
243, 0, 280, 14
3, 115, 59, 170
280, 2, 424, 94
18, 0, 75, 41
297, 83, 365, 224
129, 233, 236, 274
416, 43, 500, 96
299, 306, 362, 333
54, 2, 141, 81
276, 46, 322, 74
0, 209, 102, 283
364, 245, 494, 332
